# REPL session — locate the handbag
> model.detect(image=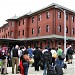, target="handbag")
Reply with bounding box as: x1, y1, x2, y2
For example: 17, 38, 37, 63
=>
58, 53, 65, 60
53, 53, 57, 58
29, 58, 34, 64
